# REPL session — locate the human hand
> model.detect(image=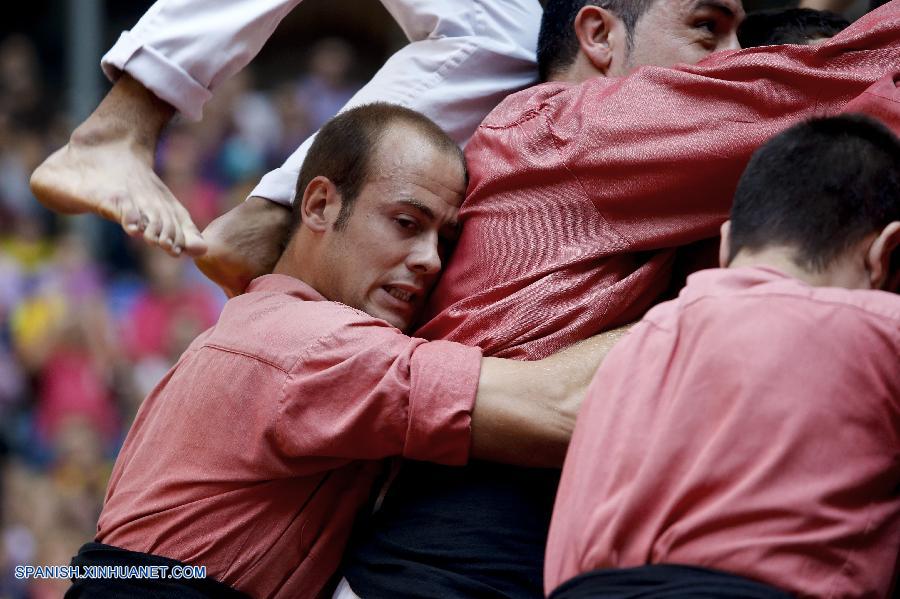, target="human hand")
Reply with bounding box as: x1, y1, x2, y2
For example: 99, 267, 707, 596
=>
195, 196, 292, 297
